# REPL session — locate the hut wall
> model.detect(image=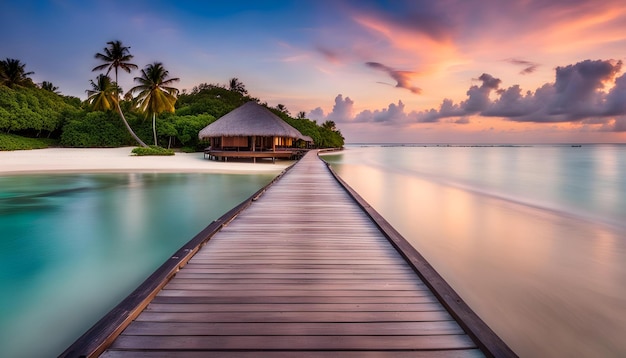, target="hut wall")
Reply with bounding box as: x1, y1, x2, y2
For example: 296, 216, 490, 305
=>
223, 136, 248, 148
